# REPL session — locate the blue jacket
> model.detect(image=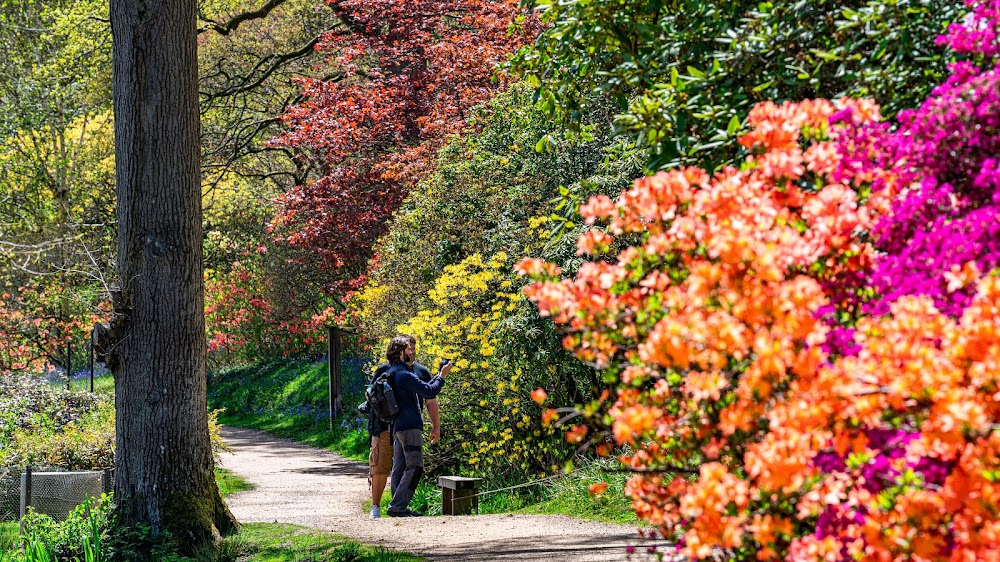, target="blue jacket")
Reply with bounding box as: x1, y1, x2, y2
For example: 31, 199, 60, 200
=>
389, 362, 444, 433
367, 362, 435, 435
